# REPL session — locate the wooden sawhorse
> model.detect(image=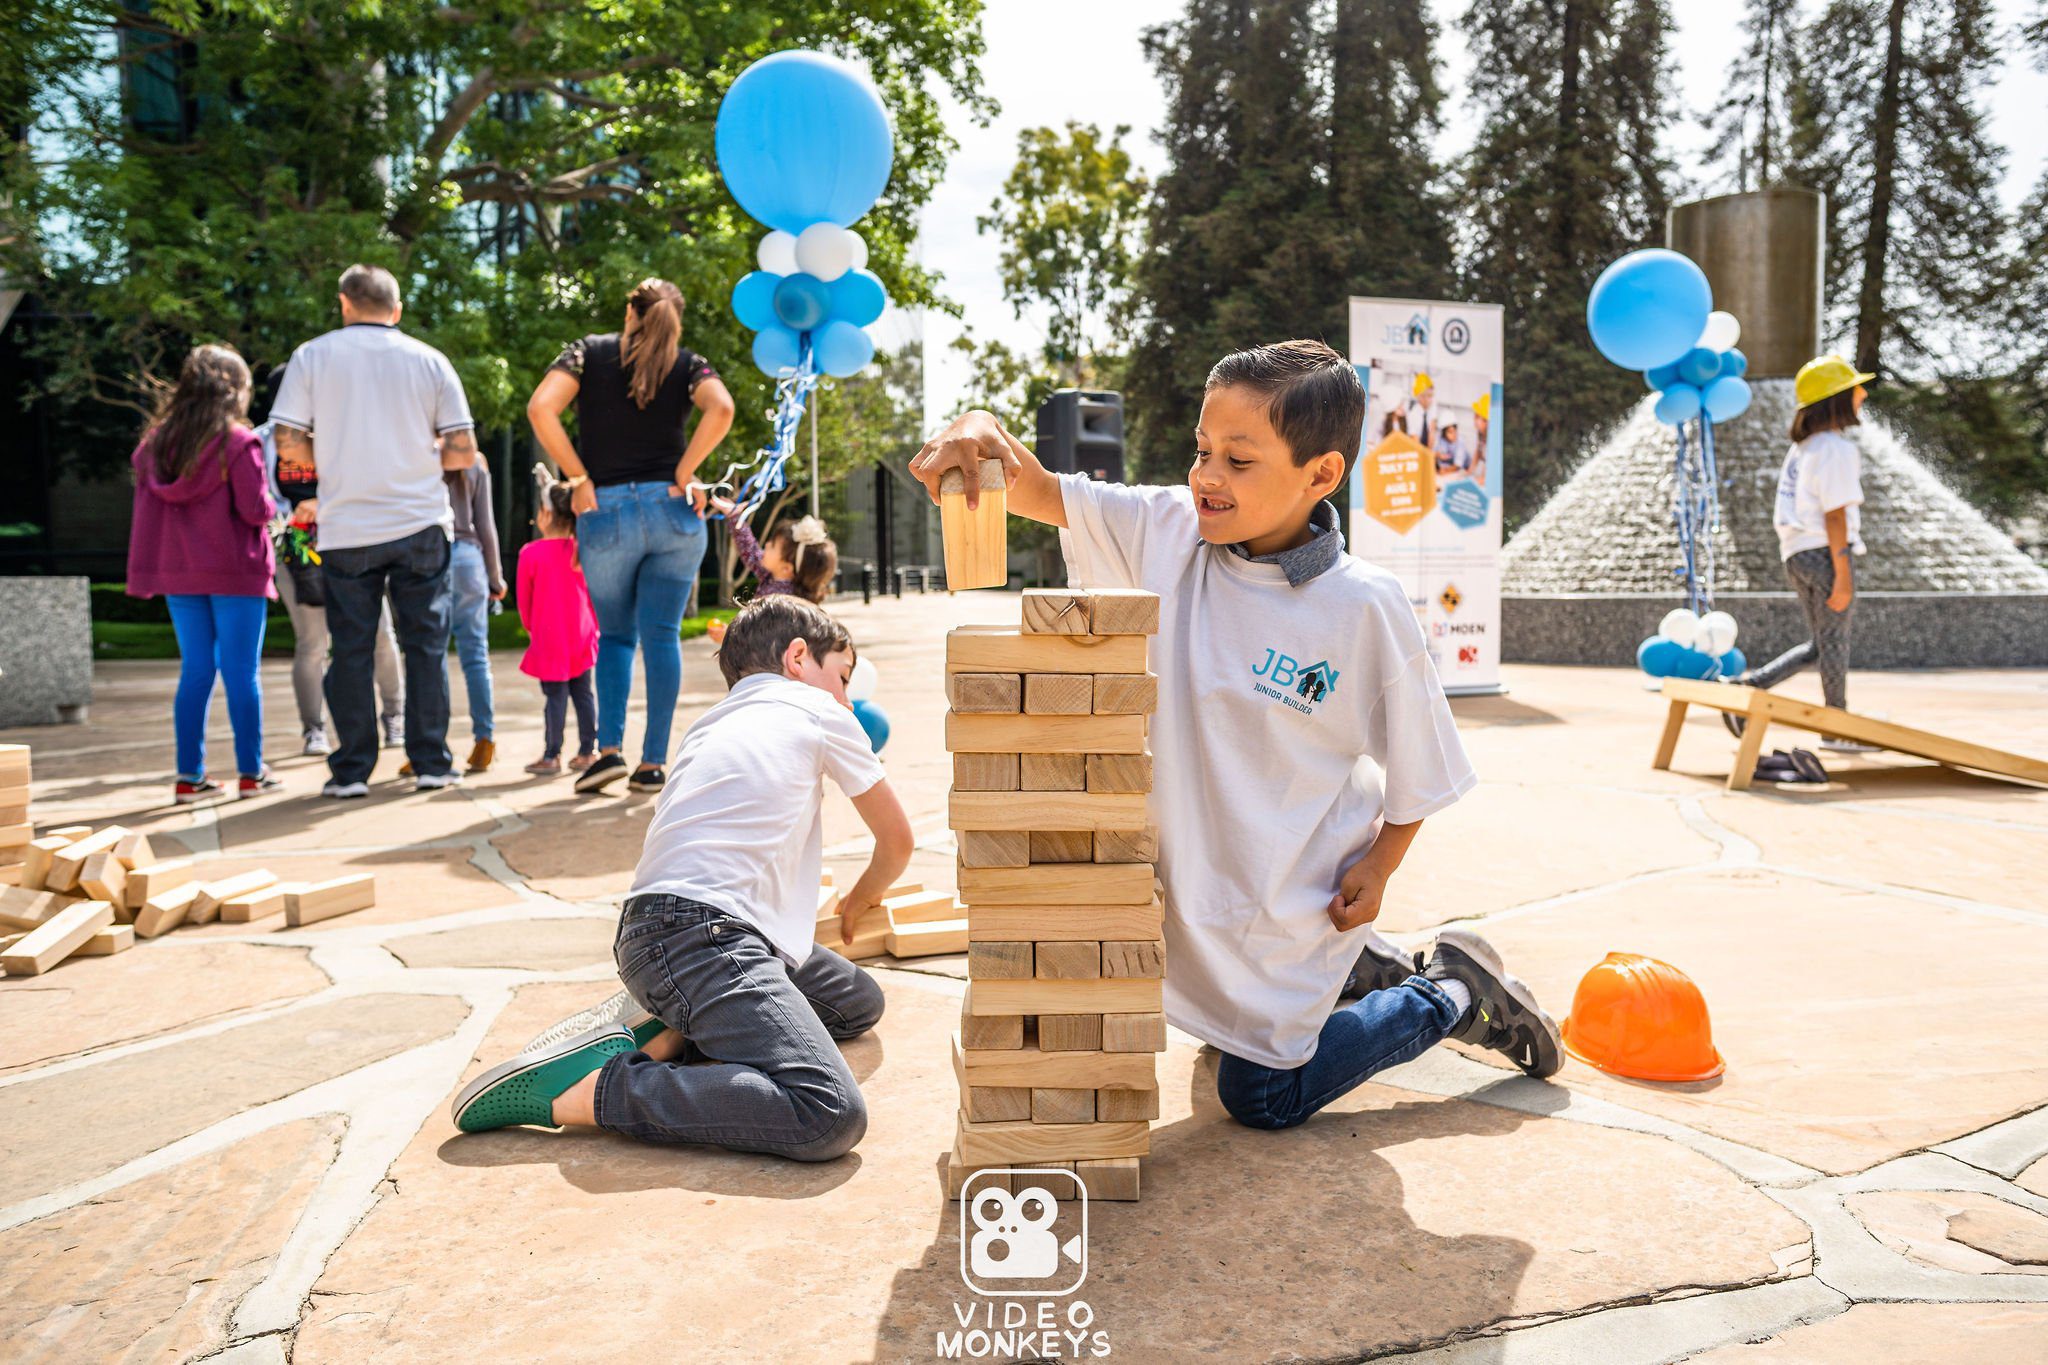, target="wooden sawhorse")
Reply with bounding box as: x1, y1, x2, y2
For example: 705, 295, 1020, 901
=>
1652, 677, 2048, 792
